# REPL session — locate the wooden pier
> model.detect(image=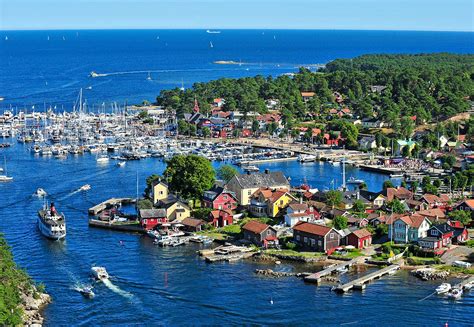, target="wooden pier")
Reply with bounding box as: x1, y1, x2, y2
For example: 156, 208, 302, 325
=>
304, 259, 358, 284
453, 276, 474, 290
88, 198, 136, 215
334, 264, 400, 293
